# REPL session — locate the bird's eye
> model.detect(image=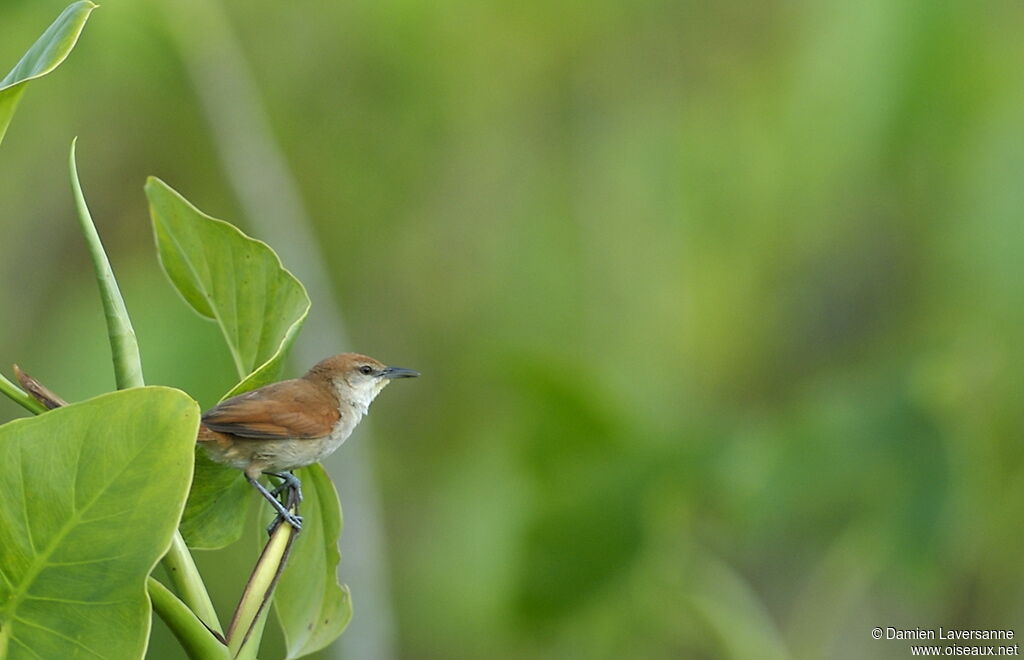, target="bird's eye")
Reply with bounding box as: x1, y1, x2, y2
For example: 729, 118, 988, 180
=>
358, 365, 373, 375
